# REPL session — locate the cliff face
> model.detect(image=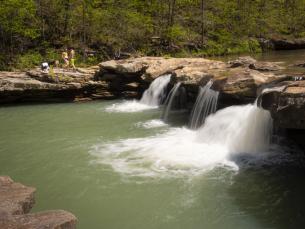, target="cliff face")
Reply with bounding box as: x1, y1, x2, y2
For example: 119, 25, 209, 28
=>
0, 176, 77, 229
